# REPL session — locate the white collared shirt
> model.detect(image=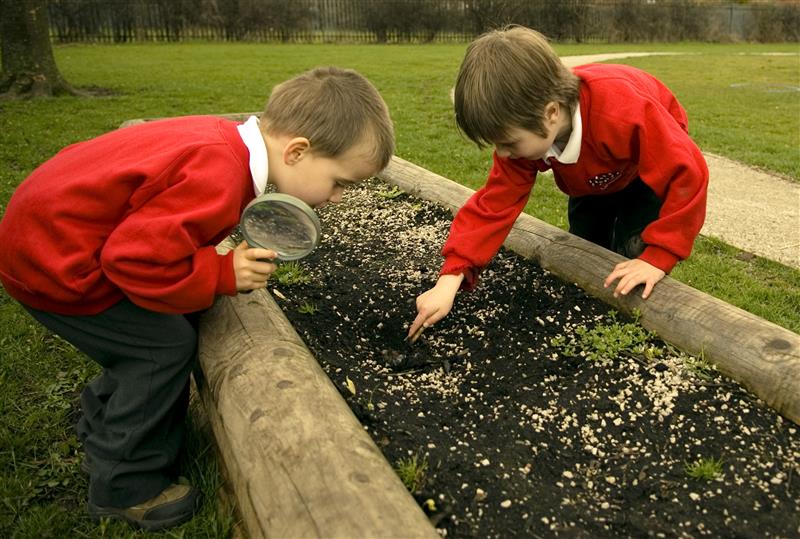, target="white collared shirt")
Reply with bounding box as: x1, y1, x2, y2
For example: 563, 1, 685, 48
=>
544, 104, 582, 165
236, 115, 269, 196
